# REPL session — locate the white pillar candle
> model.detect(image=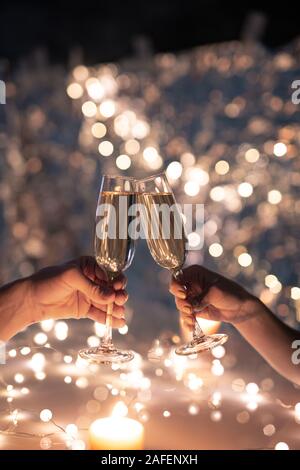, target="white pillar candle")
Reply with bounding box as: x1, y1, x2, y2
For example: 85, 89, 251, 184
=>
89, 416, 144, 450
